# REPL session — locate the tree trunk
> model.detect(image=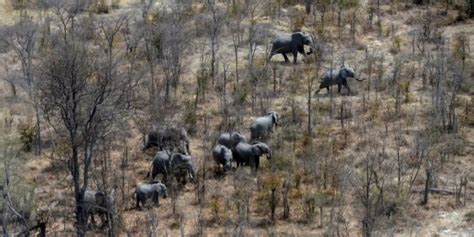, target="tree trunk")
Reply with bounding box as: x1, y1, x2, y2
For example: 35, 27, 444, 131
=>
422, 169, 431, 205
283, 180, 290, 219
270, 188, 276, 221
469, 0, 474, 18
34, 105, 41, 155
304, 0, 312, 14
